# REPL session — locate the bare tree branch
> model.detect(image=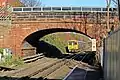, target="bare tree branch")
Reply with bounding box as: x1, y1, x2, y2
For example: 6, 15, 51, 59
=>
20, 0, 42, 7
106, 0, 111, 7
112, 0, 117, 4
106, 0, 111, 33
34, 0, 42, 7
